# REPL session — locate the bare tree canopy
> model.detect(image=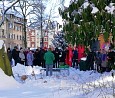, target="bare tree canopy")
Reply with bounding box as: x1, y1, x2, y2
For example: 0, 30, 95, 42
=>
0, 0, 20, 27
